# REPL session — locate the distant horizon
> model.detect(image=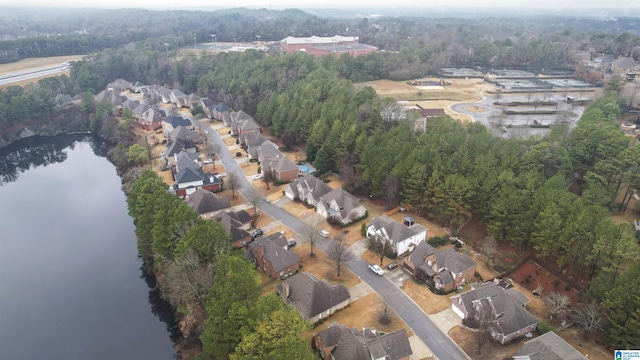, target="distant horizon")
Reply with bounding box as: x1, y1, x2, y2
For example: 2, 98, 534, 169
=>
0, 1, 638, 15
